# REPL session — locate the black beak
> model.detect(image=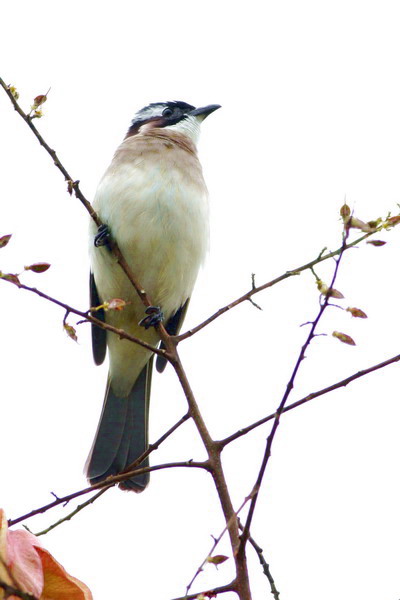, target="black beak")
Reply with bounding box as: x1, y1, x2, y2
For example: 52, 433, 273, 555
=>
189, 104, 221, 119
